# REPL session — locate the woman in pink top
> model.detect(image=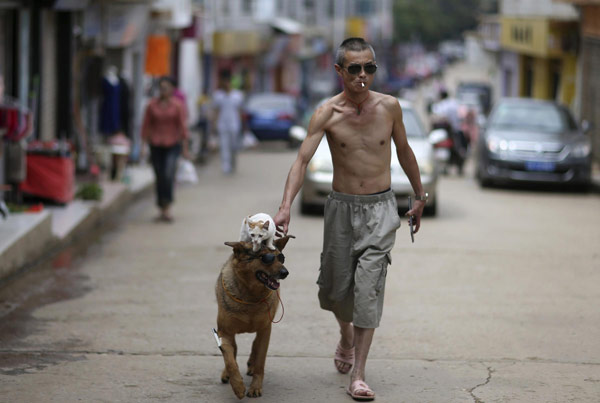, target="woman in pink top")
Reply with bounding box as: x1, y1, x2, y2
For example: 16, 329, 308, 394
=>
141, 77, 190, 222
